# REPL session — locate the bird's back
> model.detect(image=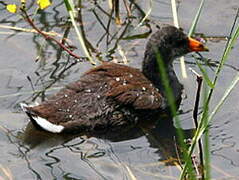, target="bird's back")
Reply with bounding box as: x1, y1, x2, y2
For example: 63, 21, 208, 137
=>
23, 62, 165, 133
